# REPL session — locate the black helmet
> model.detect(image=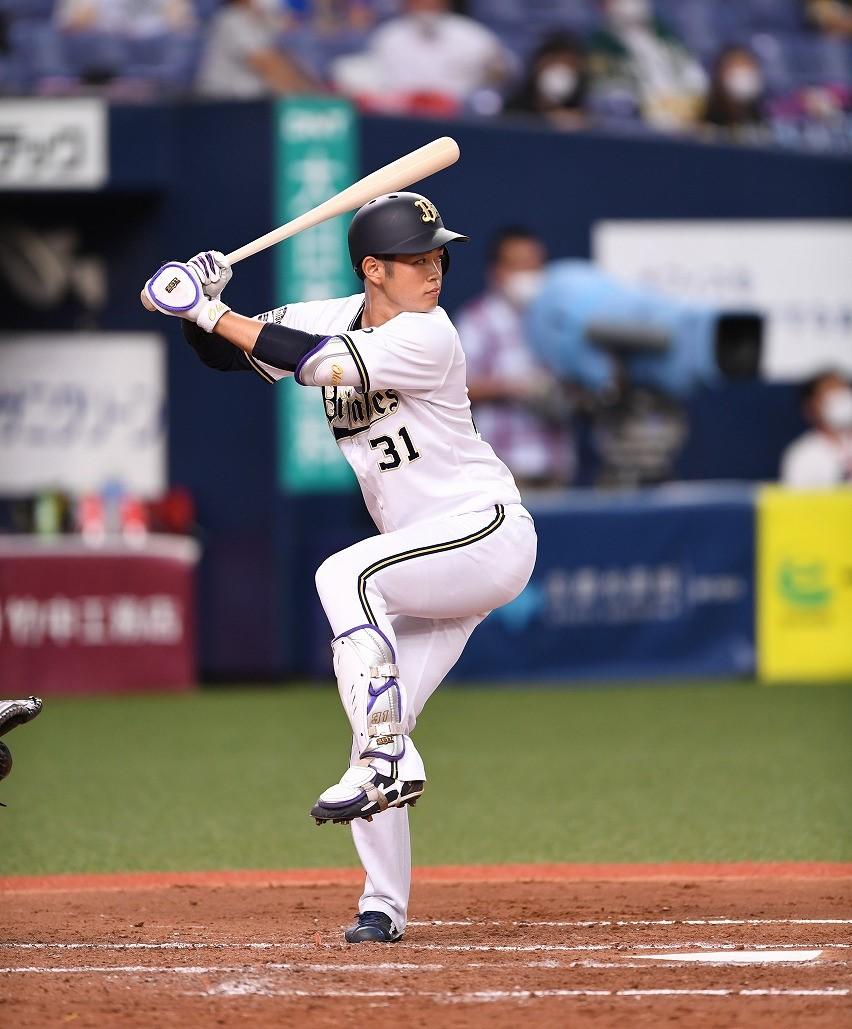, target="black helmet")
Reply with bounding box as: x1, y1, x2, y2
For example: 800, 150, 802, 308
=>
348, 191, 469, 279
